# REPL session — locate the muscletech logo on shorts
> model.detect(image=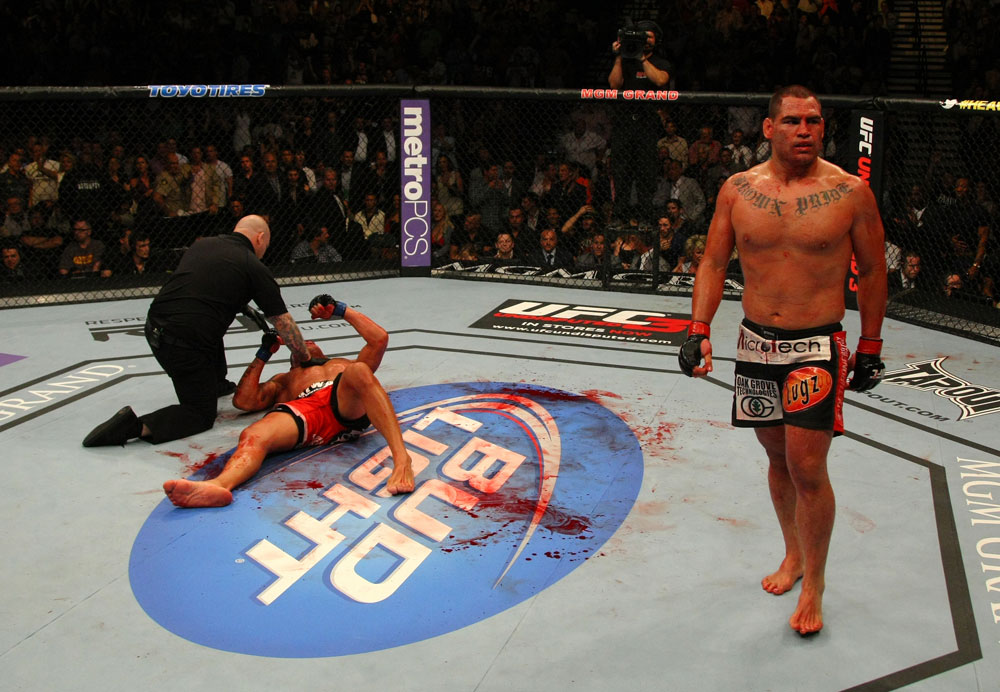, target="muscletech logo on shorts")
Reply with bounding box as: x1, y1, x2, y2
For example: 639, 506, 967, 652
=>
129, 382, 643, 657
